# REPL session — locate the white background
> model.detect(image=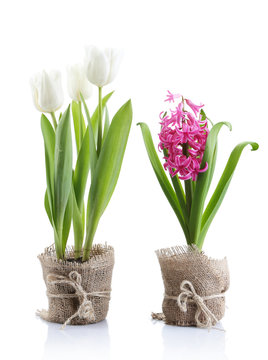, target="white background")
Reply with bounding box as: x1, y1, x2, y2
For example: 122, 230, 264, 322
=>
0, 0, 267, 359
